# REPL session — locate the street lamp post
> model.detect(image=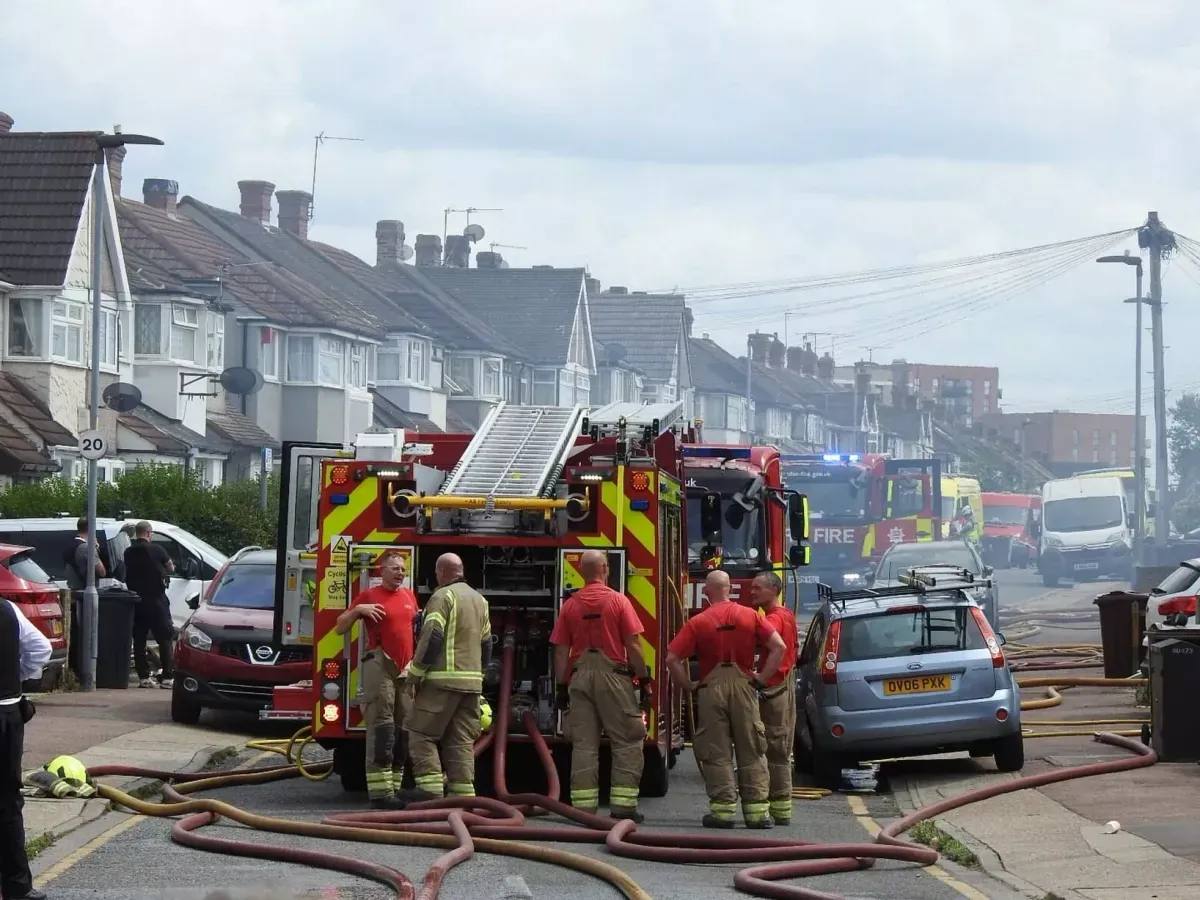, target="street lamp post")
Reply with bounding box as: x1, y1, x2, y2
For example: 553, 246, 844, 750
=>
81, 132, 163, 692
1096, 253, 1146, 569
